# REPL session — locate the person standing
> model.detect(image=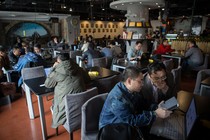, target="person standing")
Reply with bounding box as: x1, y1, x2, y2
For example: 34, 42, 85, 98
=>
45, 53, 90, 128
8, 46, 21, 66
0, 46, 10, 79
